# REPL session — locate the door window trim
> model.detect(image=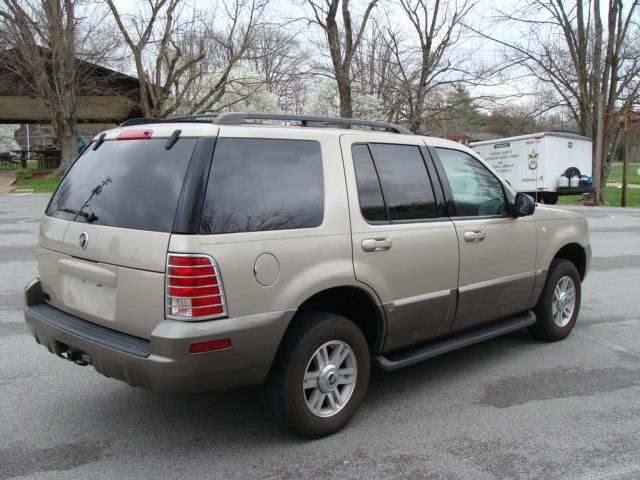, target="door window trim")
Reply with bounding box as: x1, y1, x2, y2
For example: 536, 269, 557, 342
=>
350, 141, 450, 225
427, 146, 511, 220
352, 143, 391, 224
